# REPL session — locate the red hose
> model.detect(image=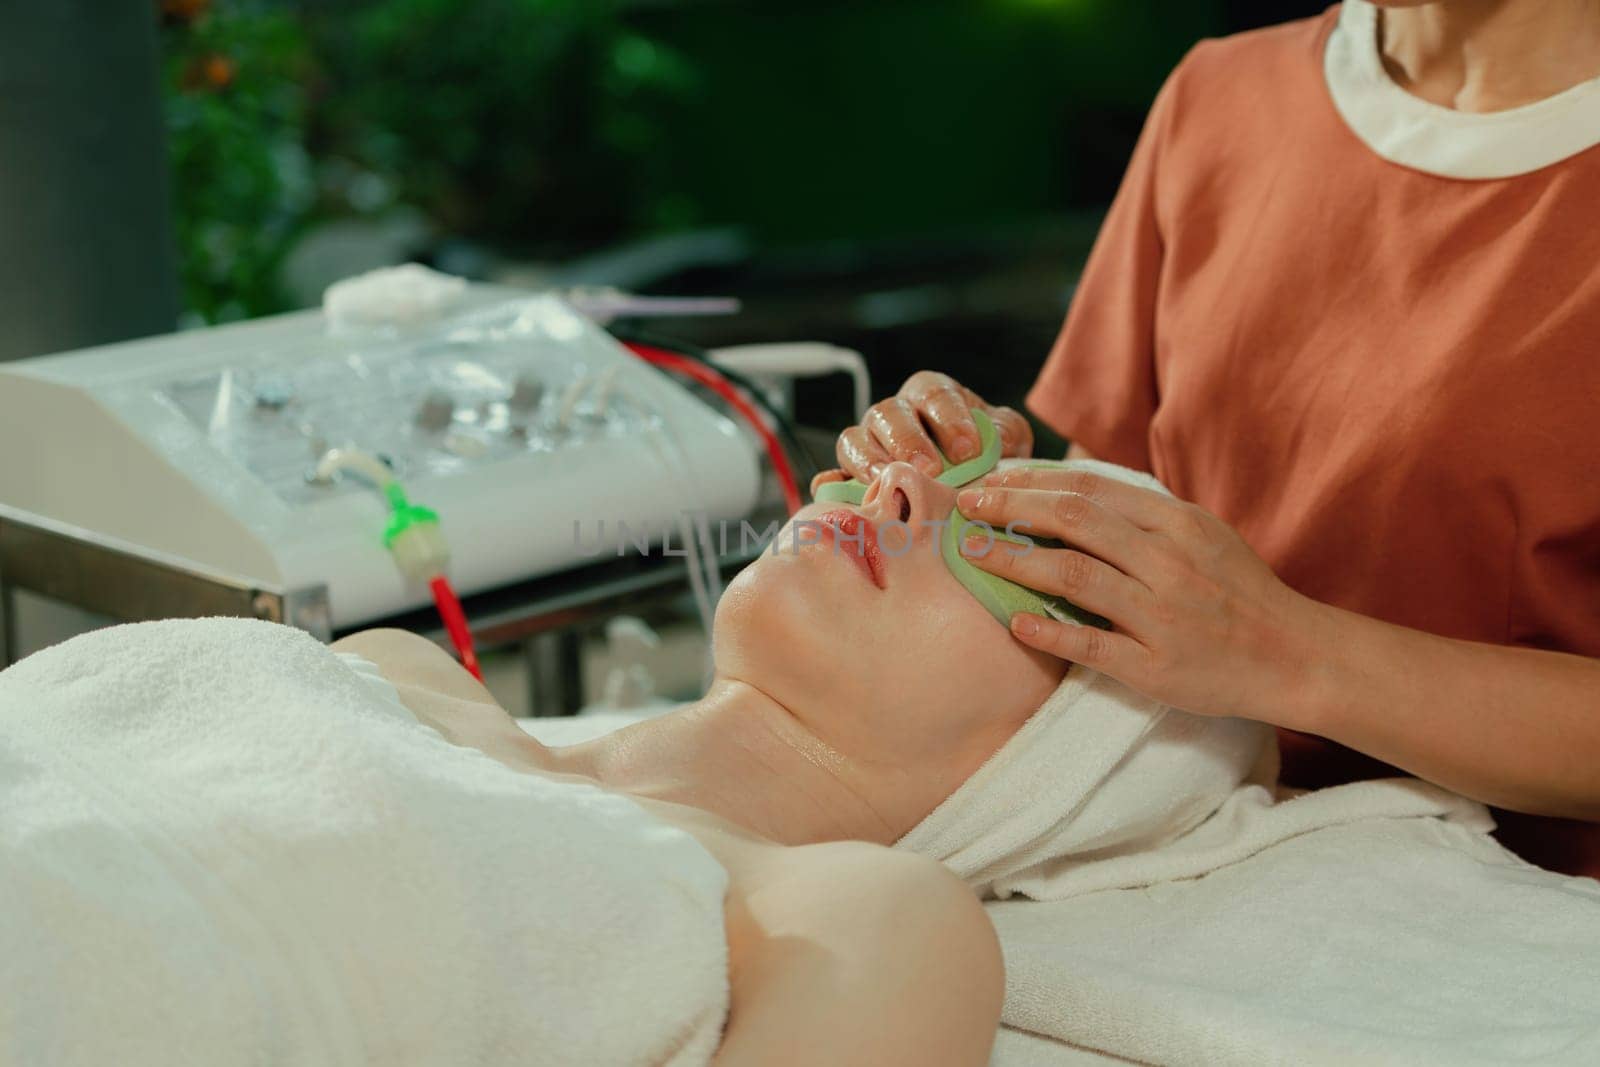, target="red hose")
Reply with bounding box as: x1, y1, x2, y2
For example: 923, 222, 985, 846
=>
621, 342, 804, 515
424, 346, 796, 682
428, 574, 483, 682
